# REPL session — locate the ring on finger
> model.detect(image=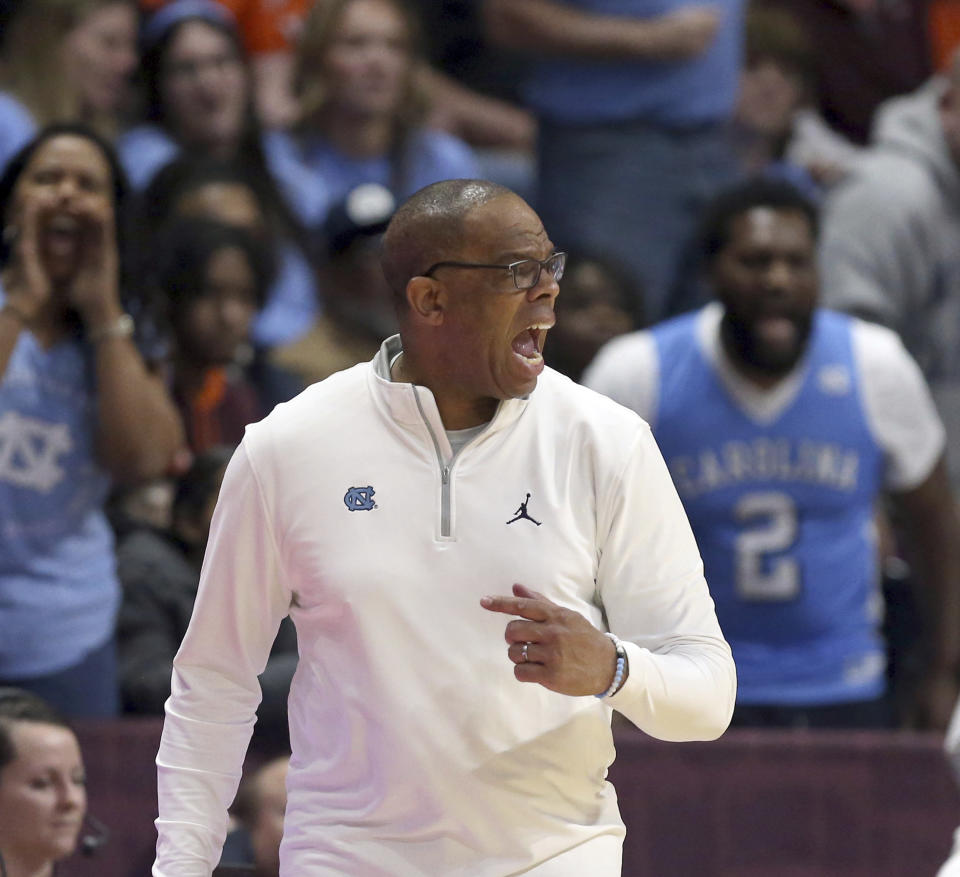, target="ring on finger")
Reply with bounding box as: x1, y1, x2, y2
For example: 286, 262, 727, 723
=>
521, 642, 529, 663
